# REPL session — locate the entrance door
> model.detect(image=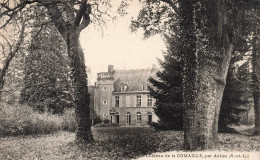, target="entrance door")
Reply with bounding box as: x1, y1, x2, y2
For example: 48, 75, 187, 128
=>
126, 112, 131, 125
115, 112, 120, 124
110, 115, 113, 124
148, 112, 152, 123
